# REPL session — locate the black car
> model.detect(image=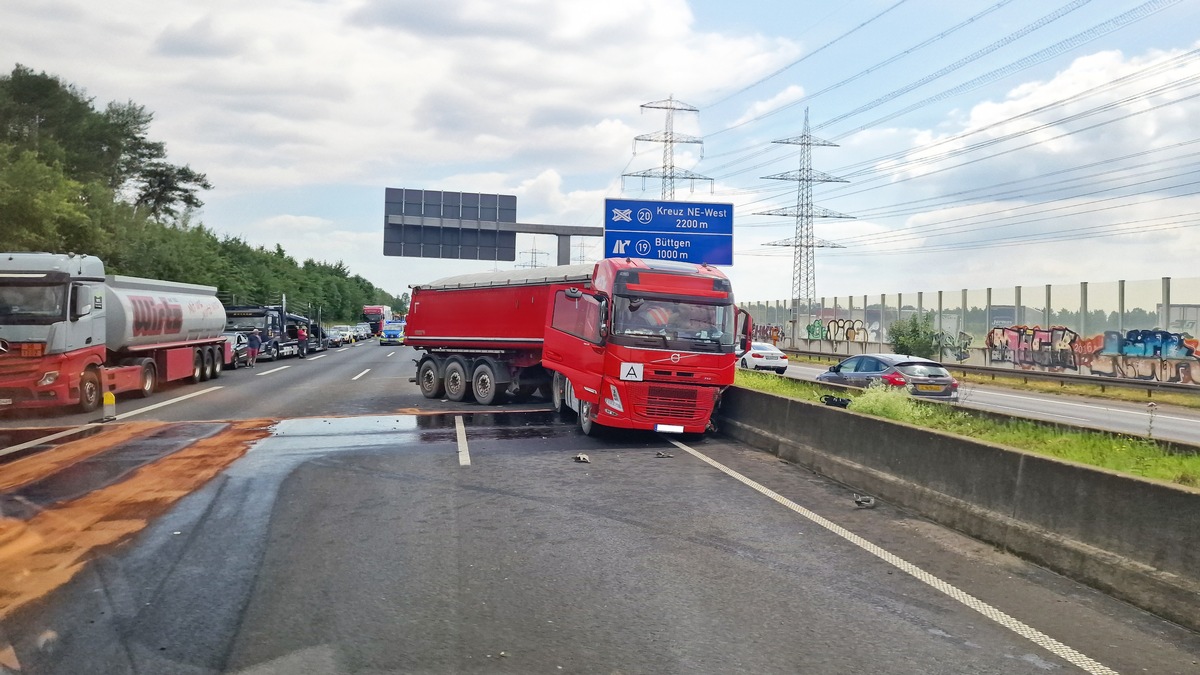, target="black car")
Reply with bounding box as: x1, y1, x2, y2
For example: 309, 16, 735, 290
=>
816, 353, 959, 401
221, 331, 250, 369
